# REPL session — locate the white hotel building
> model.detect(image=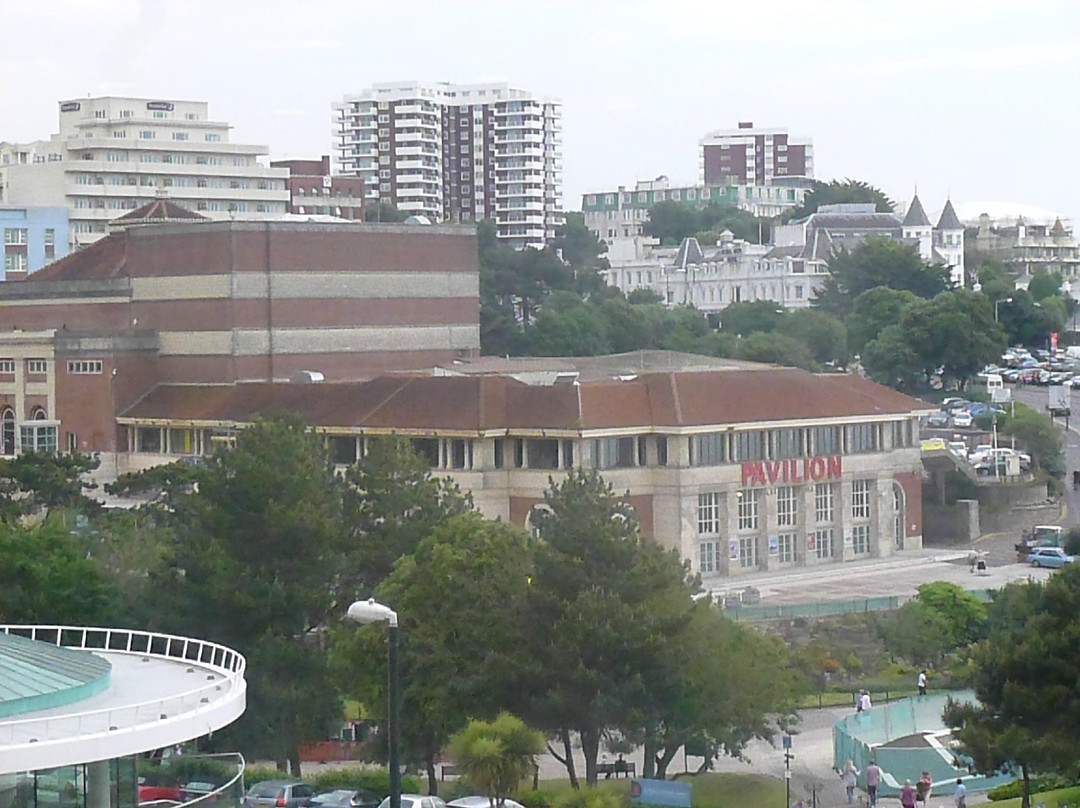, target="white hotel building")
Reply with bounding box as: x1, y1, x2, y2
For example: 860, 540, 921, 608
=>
0, 97, 289, 248
332, 81, 563, 249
